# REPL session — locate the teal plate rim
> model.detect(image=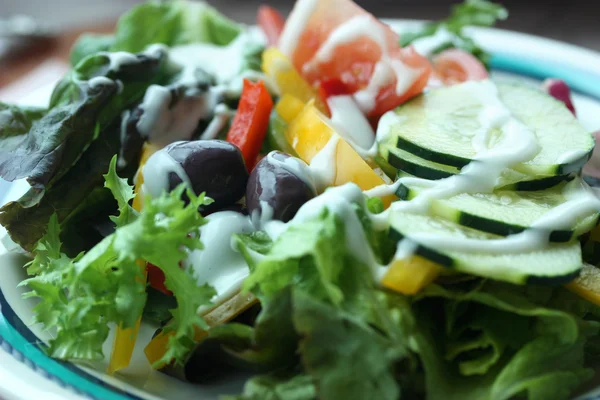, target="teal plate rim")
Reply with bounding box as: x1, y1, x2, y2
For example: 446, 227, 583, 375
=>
1, 51, 600, 400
